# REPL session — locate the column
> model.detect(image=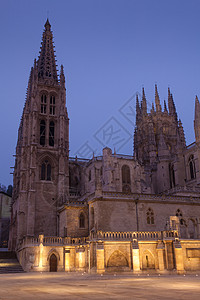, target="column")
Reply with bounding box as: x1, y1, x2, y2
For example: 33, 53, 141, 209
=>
174, 238, 185, 274
132, 239, 140, 272
156, 241, 166, 272
96, 242, 105, 274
